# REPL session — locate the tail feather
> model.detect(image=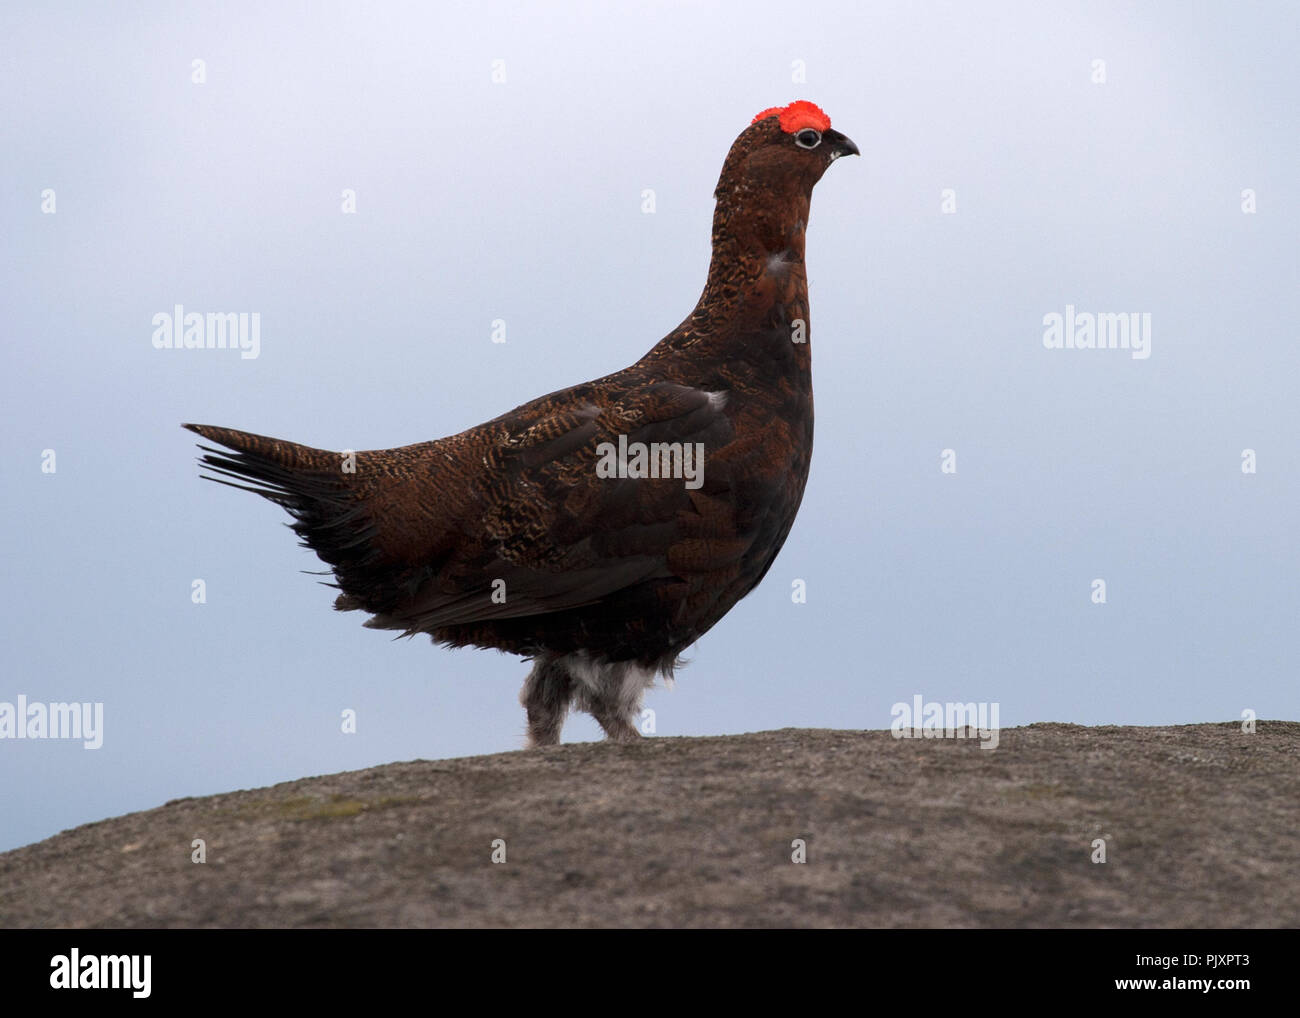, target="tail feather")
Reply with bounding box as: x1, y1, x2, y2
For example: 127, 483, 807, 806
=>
182, 423, 379, 569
